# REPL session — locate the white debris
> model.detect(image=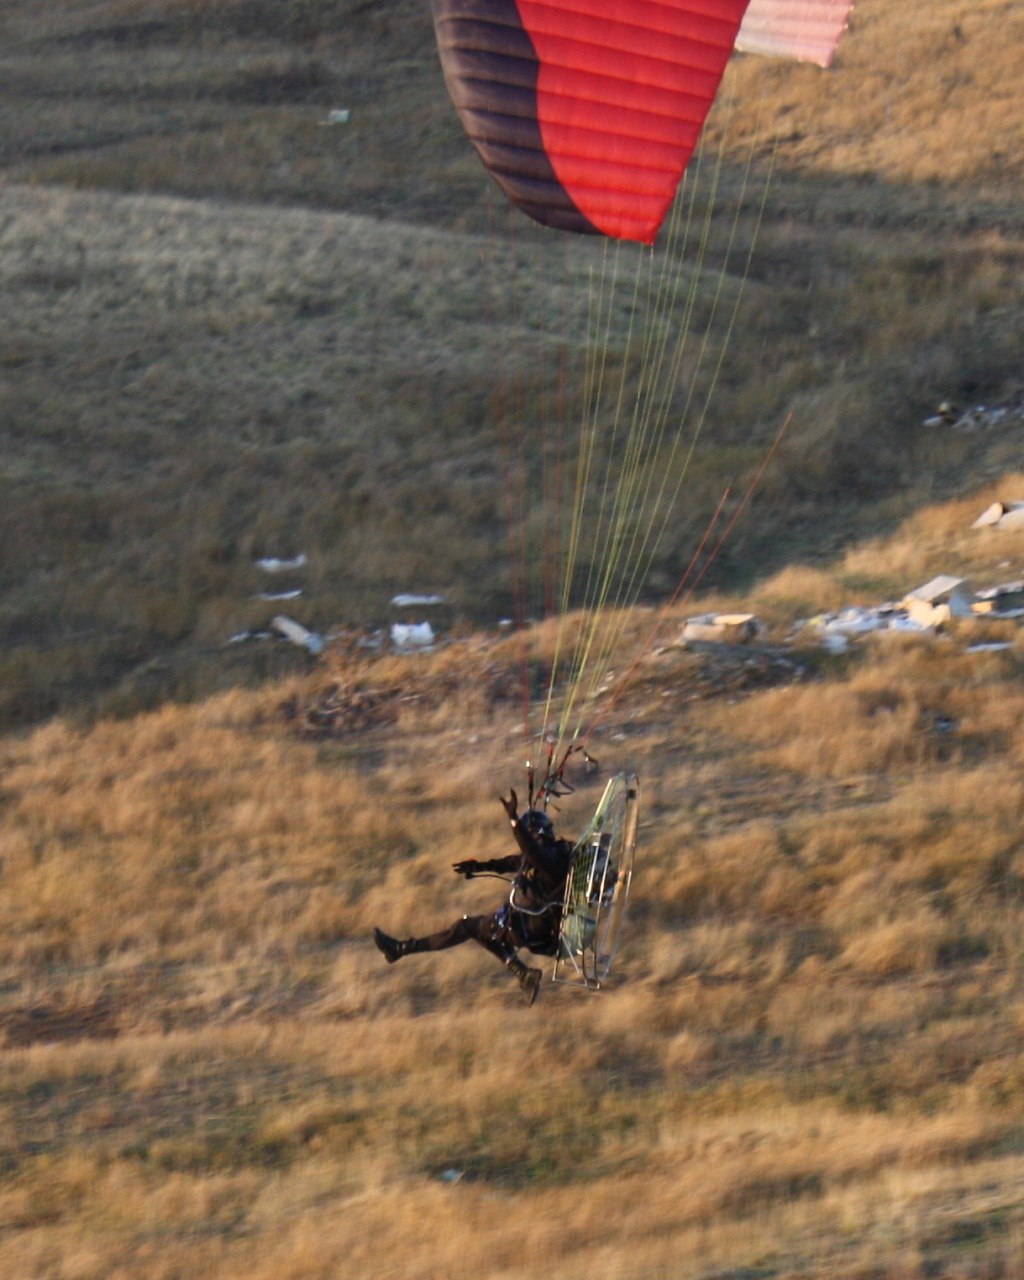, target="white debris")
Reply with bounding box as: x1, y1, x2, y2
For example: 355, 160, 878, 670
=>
325, 108, 351, 124
227, 630, 272, 645
973, 502, 1012, 528
272, 615, 324, 655
971, 501, 1024, 531
887, 613, 937, 633
802, 567, 1024, 650
954, 405, 1004, 431
972, 580, 1024, 617
815, 606, 895, 638
256, 554, 308, 573
926, 394, 1024, 433
390, 594, 446, 608
253, 589, 303, 601
805, 602, 932, 648
995, 507, 1024, 532
977, 580, 1024, 599
391, 621, 435, 653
